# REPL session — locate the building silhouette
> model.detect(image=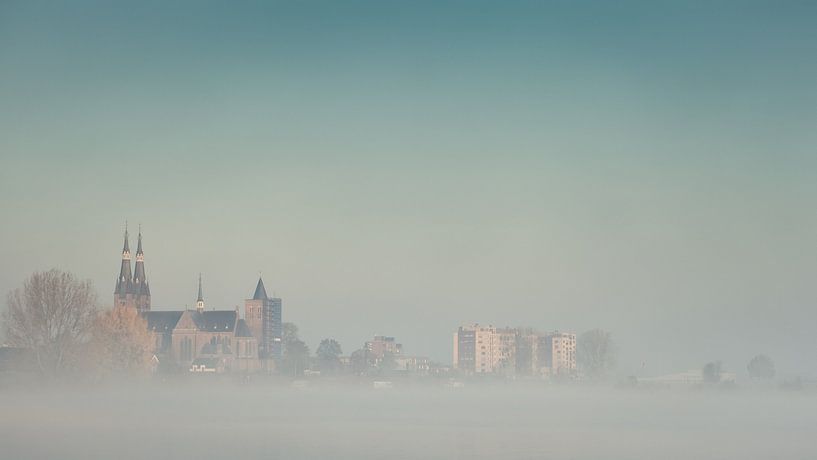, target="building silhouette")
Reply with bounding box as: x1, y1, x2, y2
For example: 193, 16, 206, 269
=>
114, 225, 150, 312
244, 277, 283, 360
453, 325, 576, 377
110, 227, 281, 373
